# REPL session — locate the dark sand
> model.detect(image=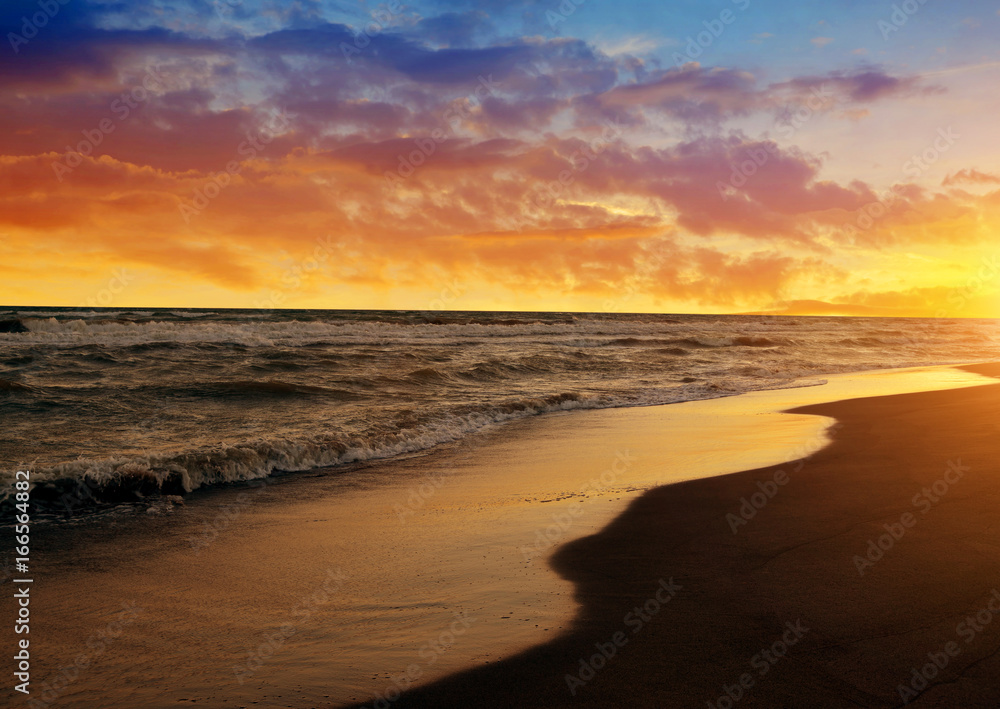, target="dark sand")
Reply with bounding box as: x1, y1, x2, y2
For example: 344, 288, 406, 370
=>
342, 363, 1000, 708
